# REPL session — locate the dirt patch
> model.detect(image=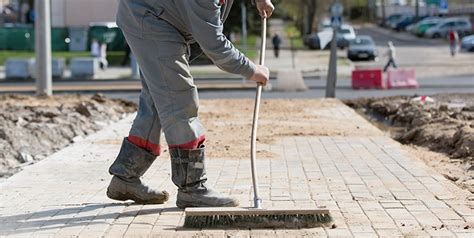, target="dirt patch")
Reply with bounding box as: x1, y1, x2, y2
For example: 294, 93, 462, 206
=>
199, 99, 381, 159
0, 94, 136, 178
345, 93, 474, 192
